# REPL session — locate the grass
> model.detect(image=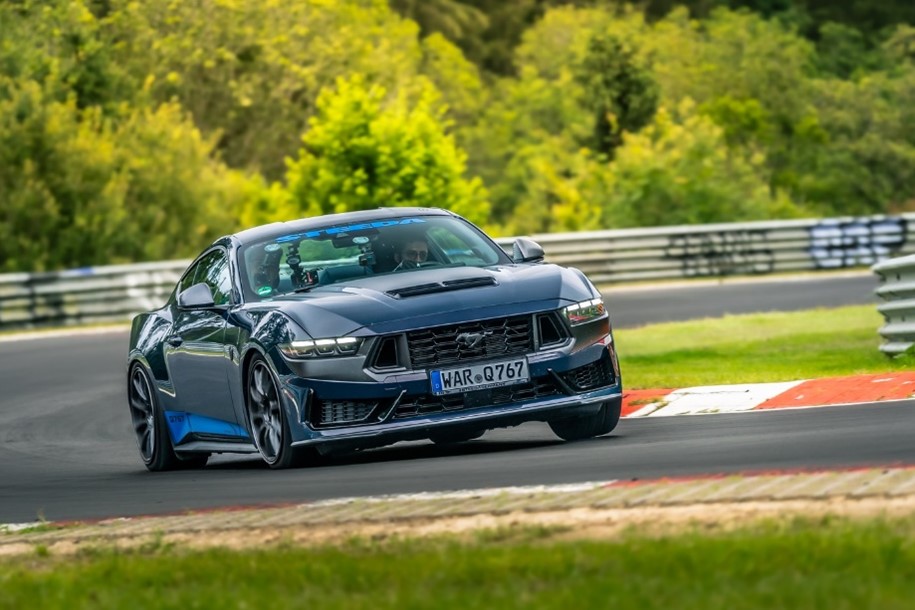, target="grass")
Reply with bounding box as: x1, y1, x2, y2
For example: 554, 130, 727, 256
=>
615, 304, 915, 389
3, 517, 915, 609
